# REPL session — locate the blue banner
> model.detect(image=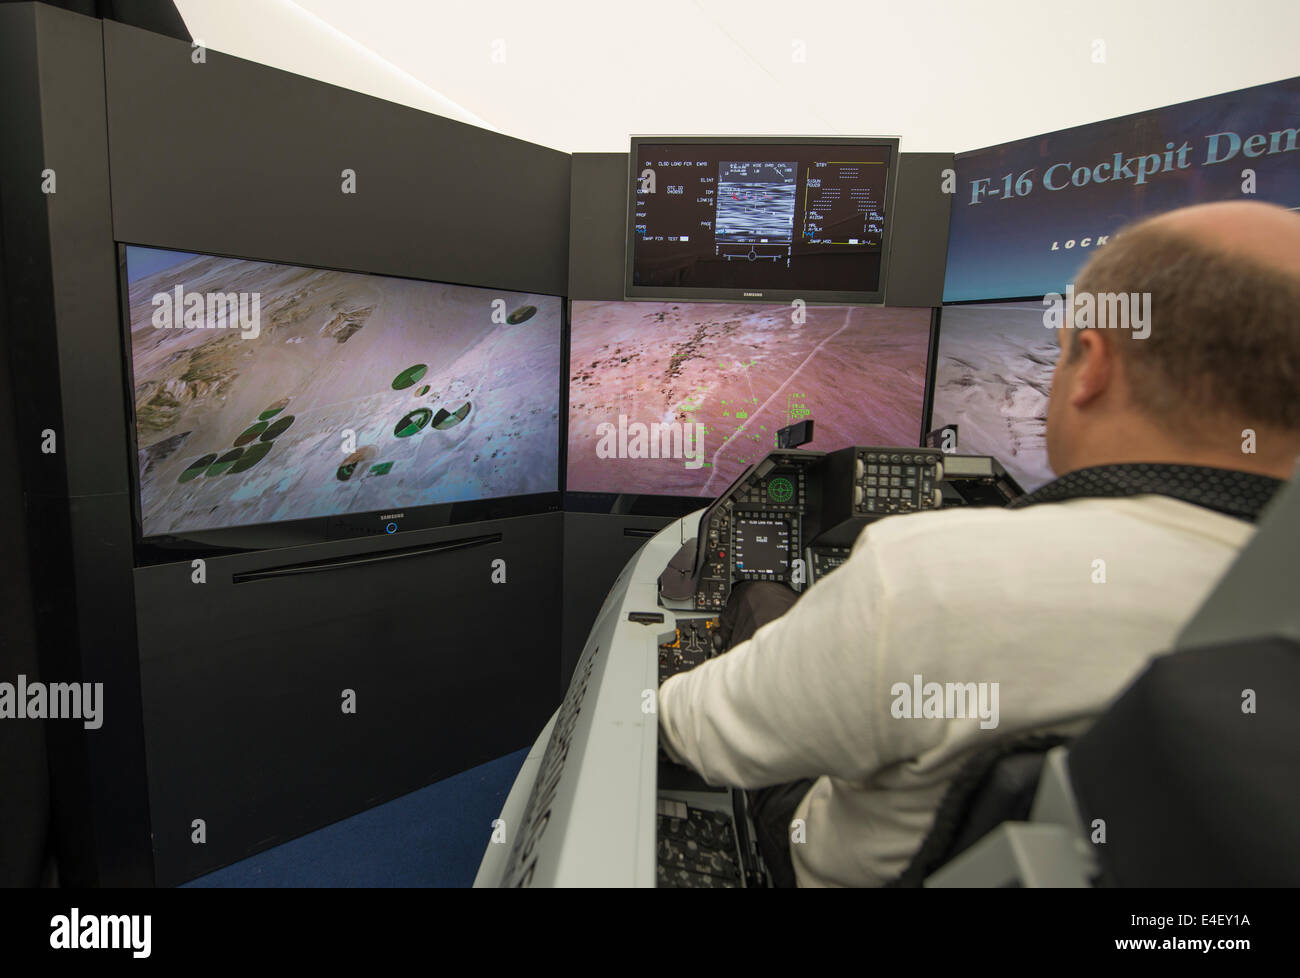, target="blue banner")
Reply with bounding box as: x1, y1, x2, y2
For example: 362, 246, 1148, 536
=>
943, 75, 1300, 302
